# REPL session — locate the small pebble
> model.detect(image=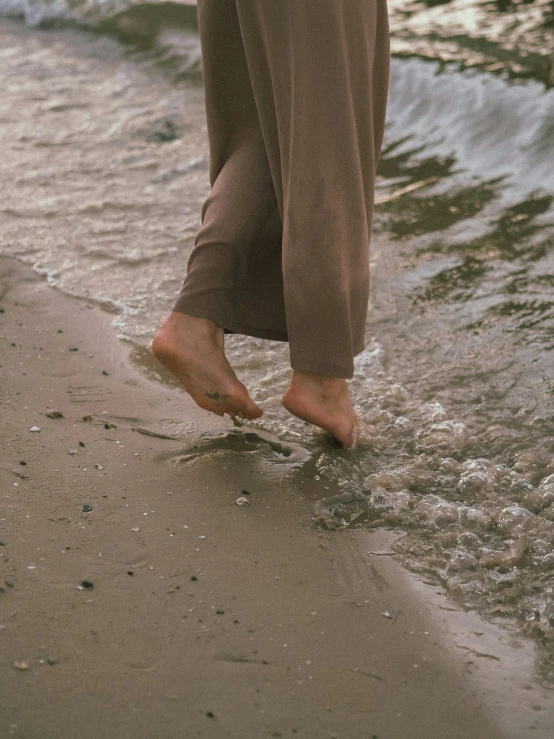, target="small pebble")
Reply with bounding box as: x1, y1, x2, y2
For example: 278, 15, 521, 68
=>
45, 411, 64, 419
69, 347, 79, 352
19, 461, 26, 466
190, 575, 197, 581
13, 661, 29, 671
29, 426, 40, 433
199, 535, 206, 540
79, 442, 85, 447
235, 497, 250, 506
82, 505, 93, 513
93, 464, 103, 470
101, 370, 109, 376
78, 581, 94, 590
382, 611, 392, 619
